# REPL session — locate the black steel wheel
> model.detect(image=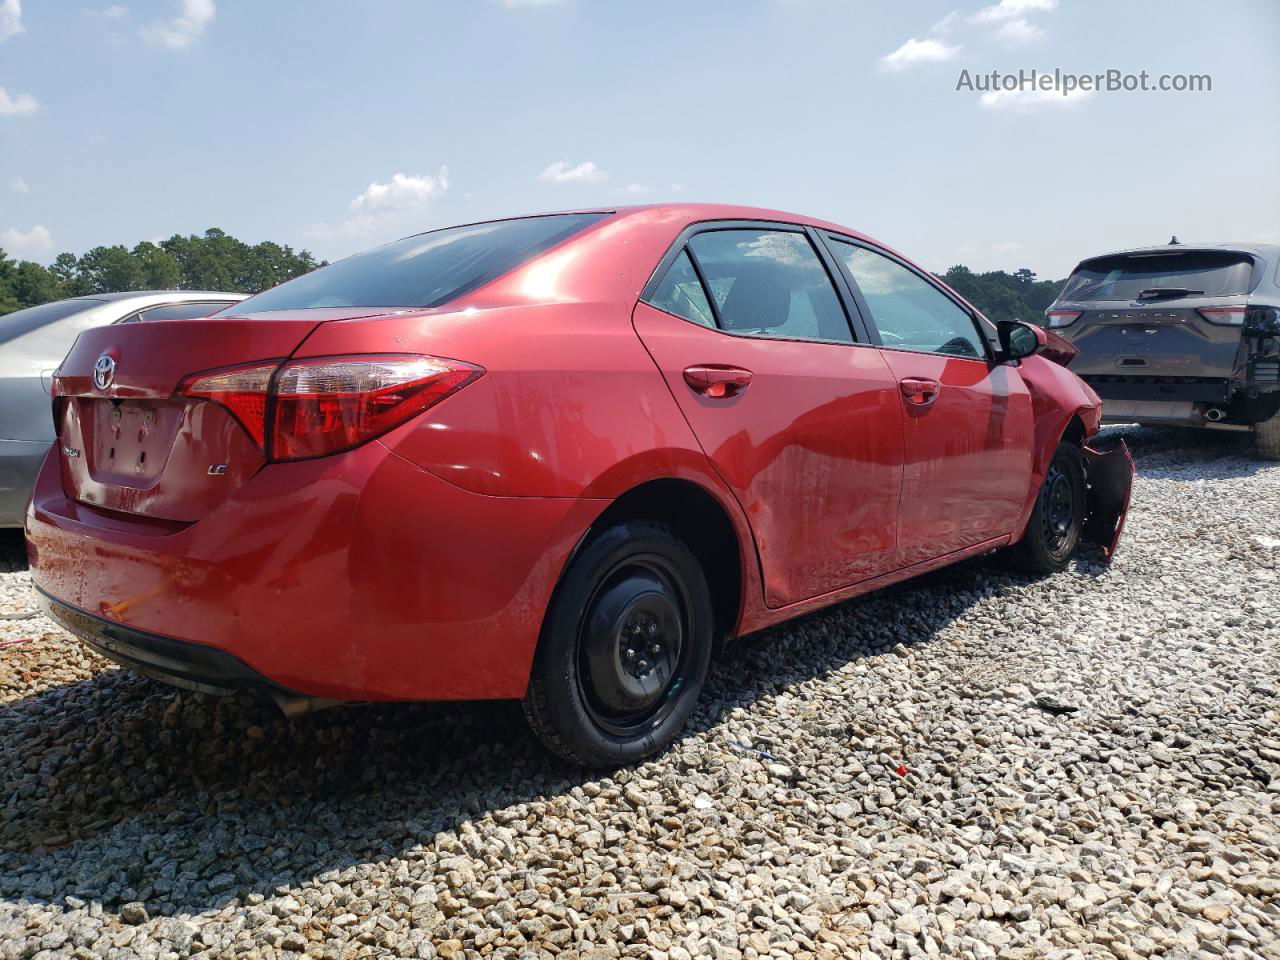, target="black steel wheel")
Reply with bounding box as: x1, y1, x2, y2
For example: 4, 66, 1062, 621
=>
523, 521, 714, 767
1008, 442, 1085, 574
